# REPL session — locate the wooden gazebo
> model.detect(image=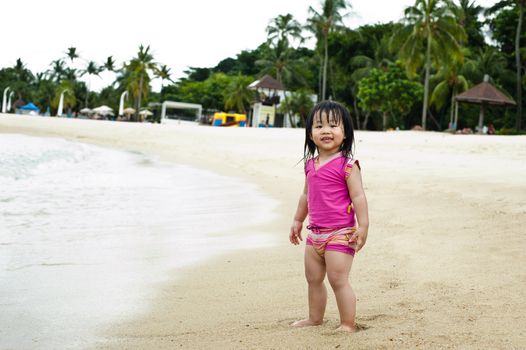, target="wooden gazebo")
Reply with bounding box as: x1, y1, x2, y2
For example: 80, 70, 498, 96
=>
247, 75, 285, 127
248, 74, 284, 105
248, 74, 284, 91
454, 75, 516, 133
